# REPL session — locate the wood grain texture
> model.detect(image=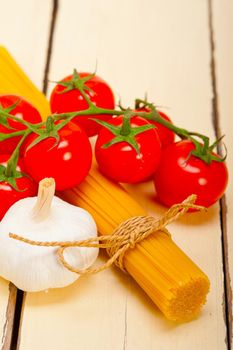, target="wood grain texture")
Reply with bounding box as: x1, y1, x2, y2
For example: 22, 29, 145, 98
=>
17, 1, 228, 349
211, 0, 233, 346
0, 1, 53, 348
0, 282, 16, 350
1, 284, 17, 350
